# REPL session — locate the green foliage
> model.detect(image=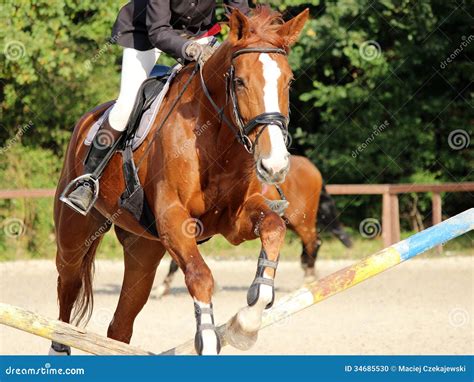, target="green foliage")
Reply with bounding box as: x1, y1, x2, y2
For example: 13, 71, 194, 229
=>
0, 145, 61, 259
0, 0, 472, 259
277, 0, 473, 225
1, 1, 123, 152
